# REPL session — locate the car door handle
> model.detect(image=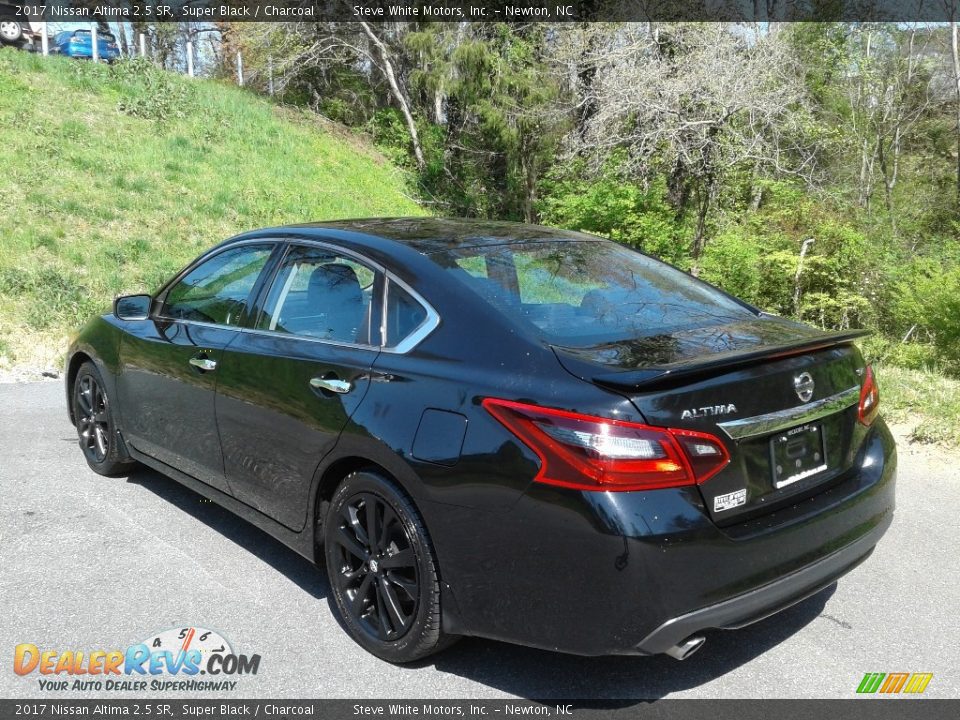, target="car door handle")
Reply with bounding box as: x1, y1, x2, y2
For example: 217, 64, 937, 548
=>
189, 356, 218, 372
310, 377, 353, 394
